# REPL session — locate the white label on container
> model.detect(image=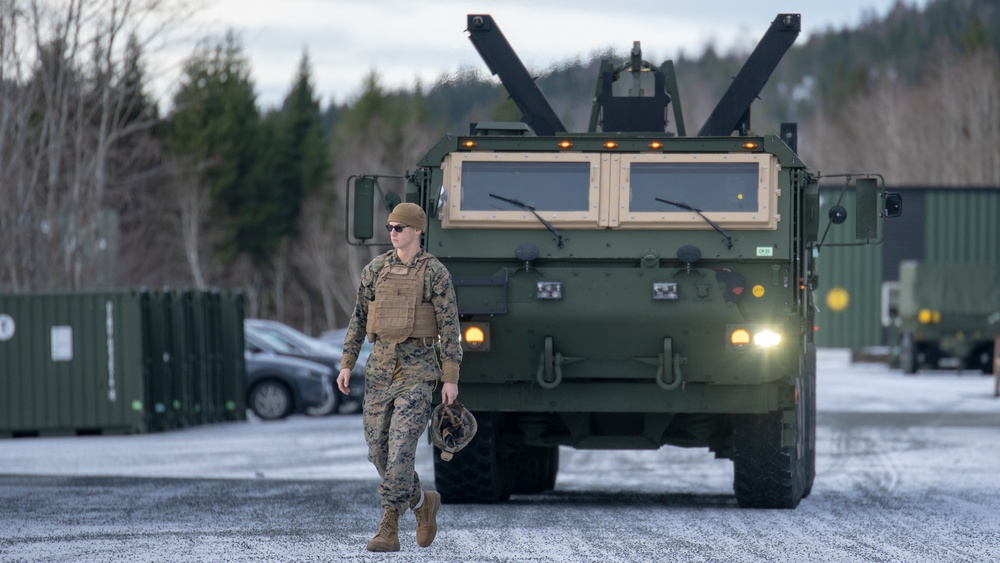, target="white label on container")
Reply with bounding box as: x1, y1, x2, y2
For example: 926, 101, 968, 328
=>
757, 246, 774, 257
51, 326, 73, 361
106, 300, 117, 402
